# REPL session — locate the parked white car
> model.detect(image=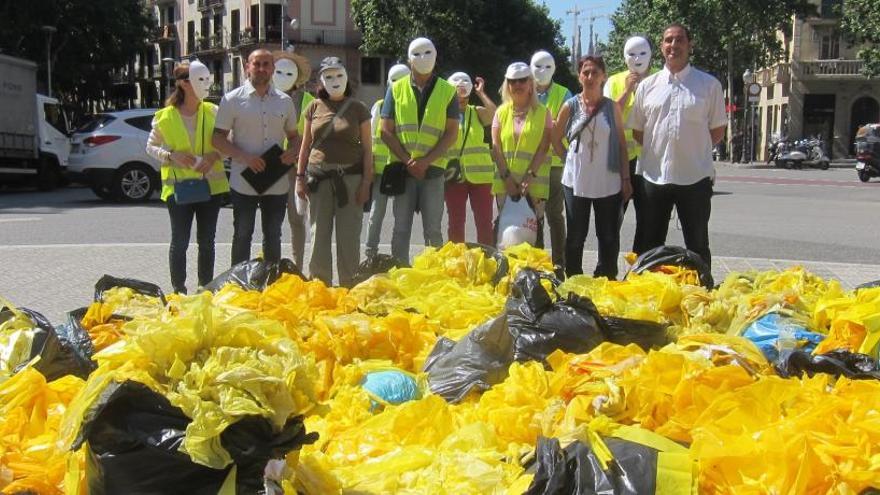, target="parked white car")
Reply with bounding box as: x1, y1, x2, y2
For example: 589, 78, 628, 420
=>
67, 109, 160, 201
